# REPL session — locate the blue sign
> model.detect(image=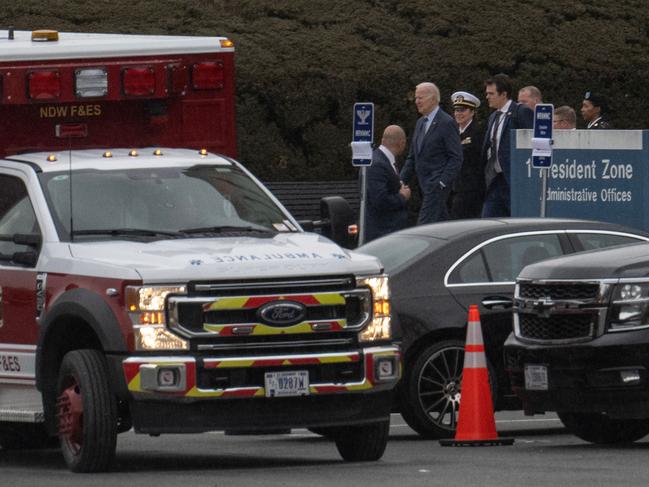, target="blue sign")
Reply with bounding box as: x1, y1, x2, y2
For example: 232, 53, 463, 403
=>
352, 102, 374, 166
511, 130, 648, 231
532, 104, 554, 168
